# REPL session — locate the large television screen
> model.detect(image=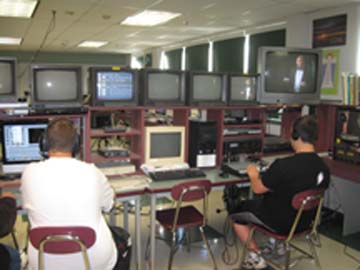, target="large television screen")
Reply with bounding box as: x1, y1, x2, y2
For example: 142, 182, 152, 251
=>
187, 72, 227, 106
257, 47, 322, 104
0, 58, 17, 103
31, 65, 83, 109
89, 67, 138, 106
140, 69, 185, 106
